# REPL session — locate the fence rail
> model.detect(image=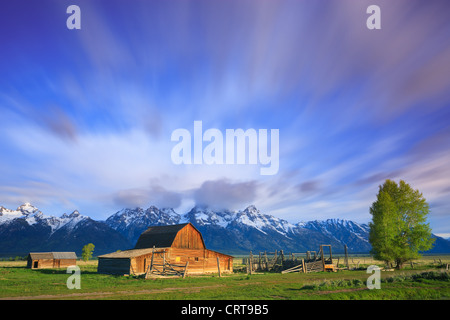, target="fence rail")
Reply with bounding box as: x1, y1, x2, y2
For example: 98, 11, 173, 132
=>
244, 245, 349, 274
